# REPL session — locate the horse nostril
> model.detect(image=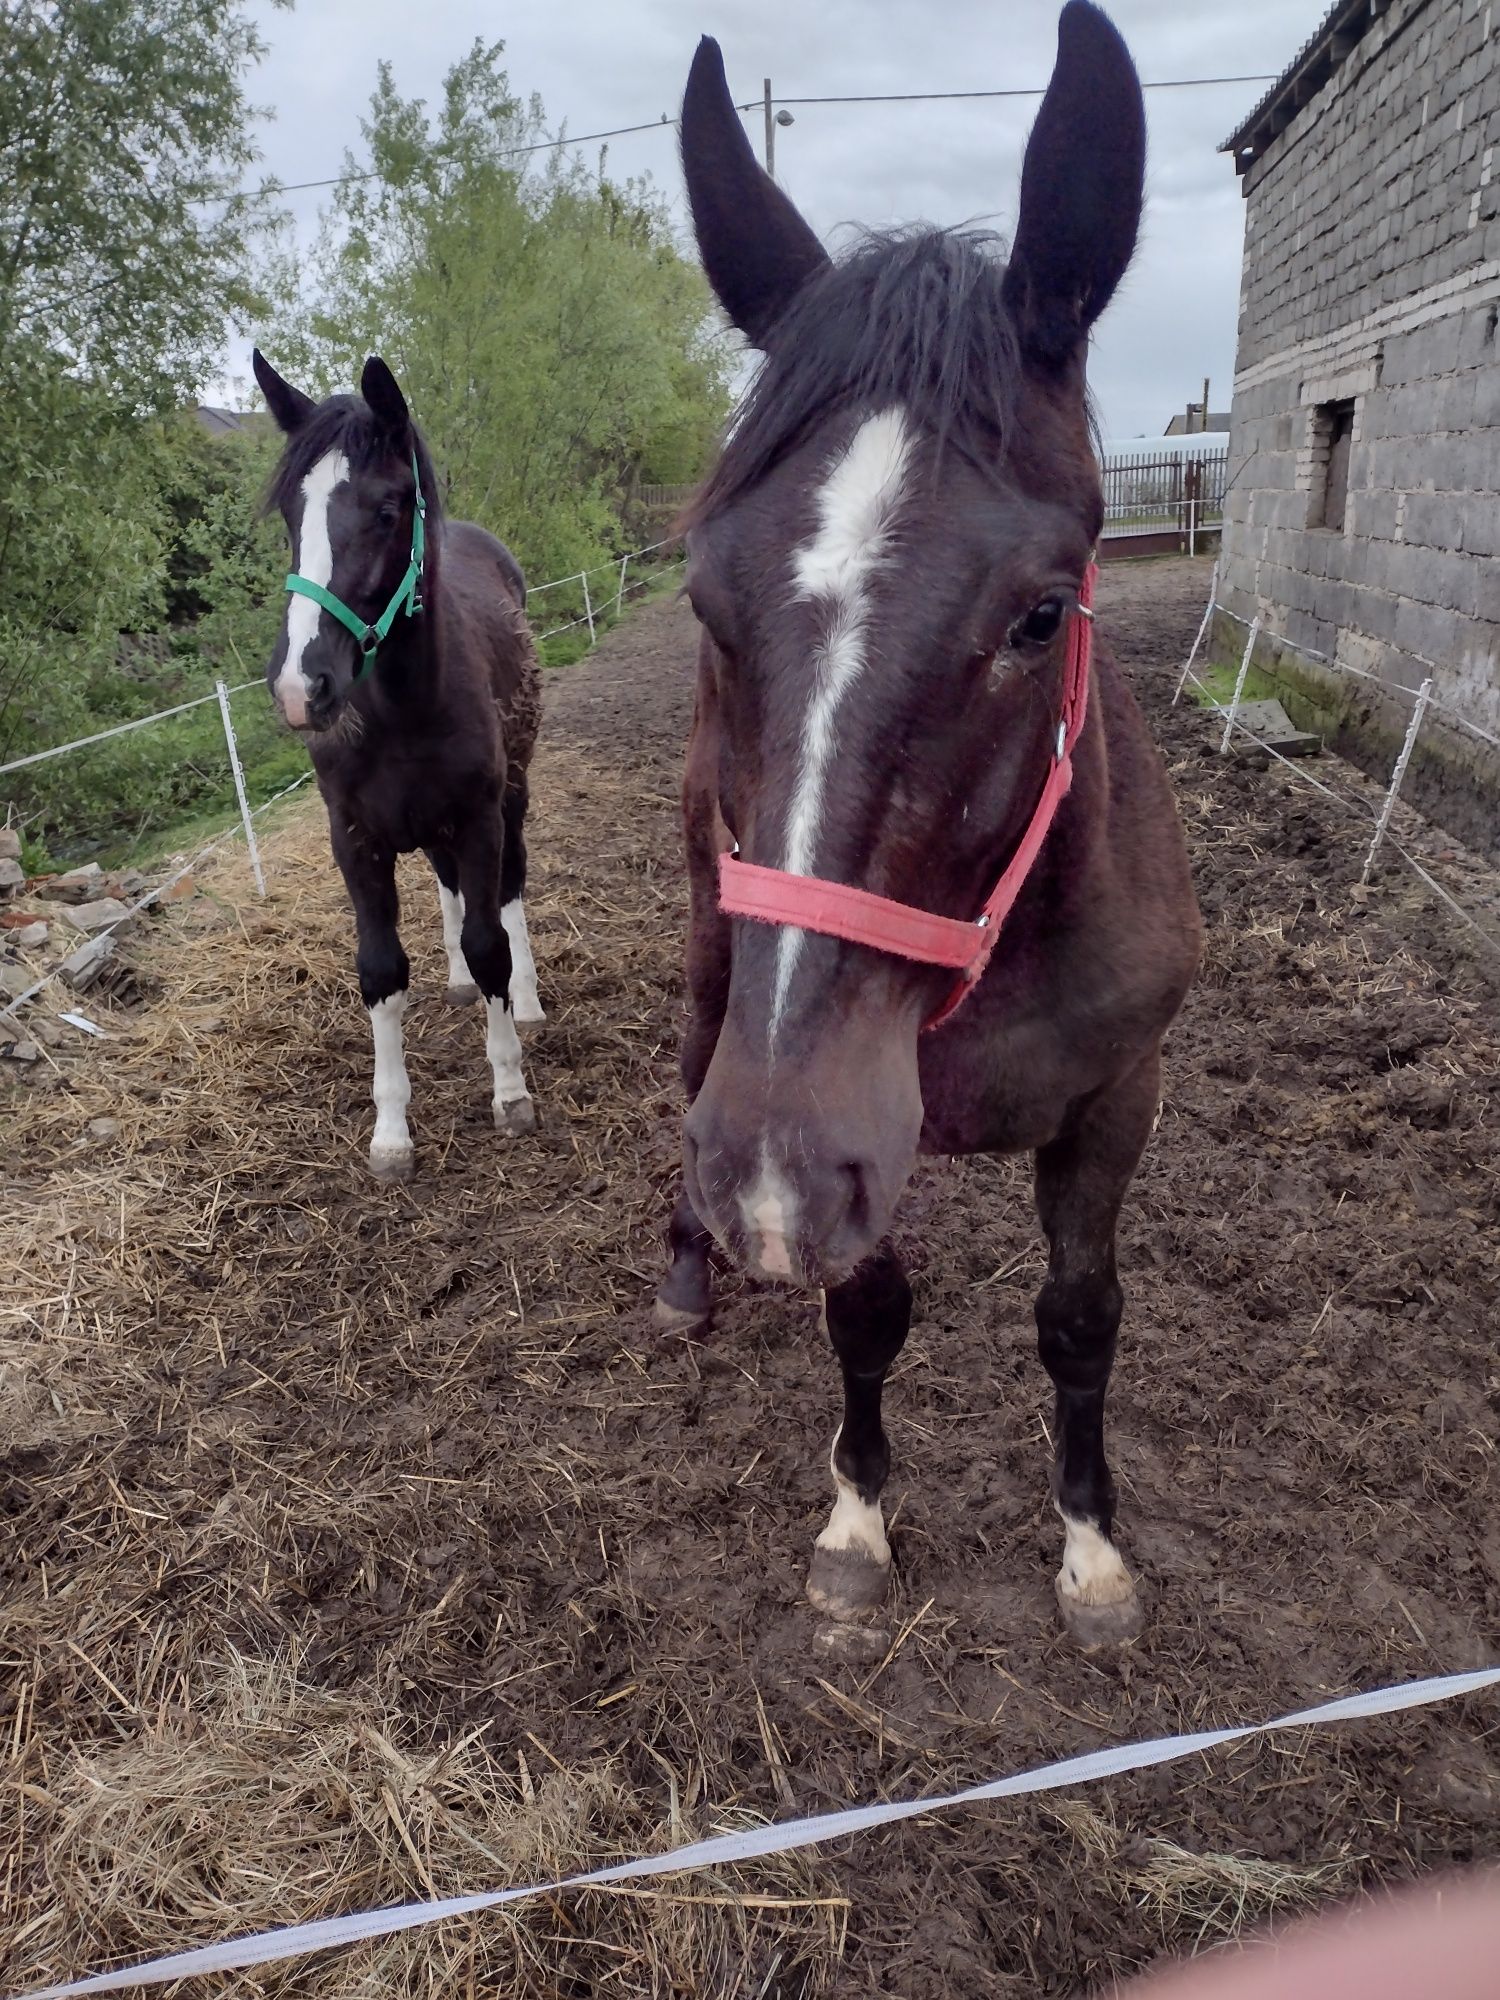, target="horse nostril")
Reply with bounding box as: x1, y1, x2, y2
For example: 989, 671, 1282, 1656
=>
307, 669, 334, 709
841, 1161, 872, 1240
